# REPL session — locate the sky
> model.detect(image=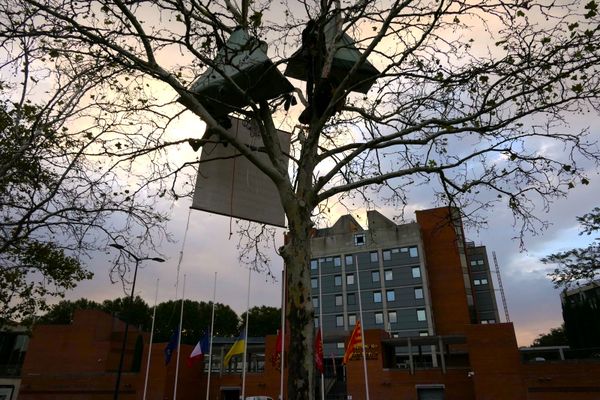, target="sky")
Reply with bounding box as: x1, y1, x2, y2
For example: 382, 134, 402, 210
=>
17, 0, 600, 348
66, 167, 600, 347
